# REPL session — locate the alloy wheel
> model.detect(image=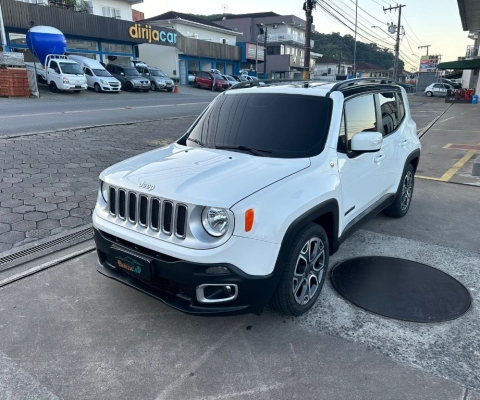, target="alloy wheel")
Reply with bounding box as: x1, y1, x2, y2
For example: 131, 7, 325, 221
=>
401, 170, 413, 211
292, 237, 325, 305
